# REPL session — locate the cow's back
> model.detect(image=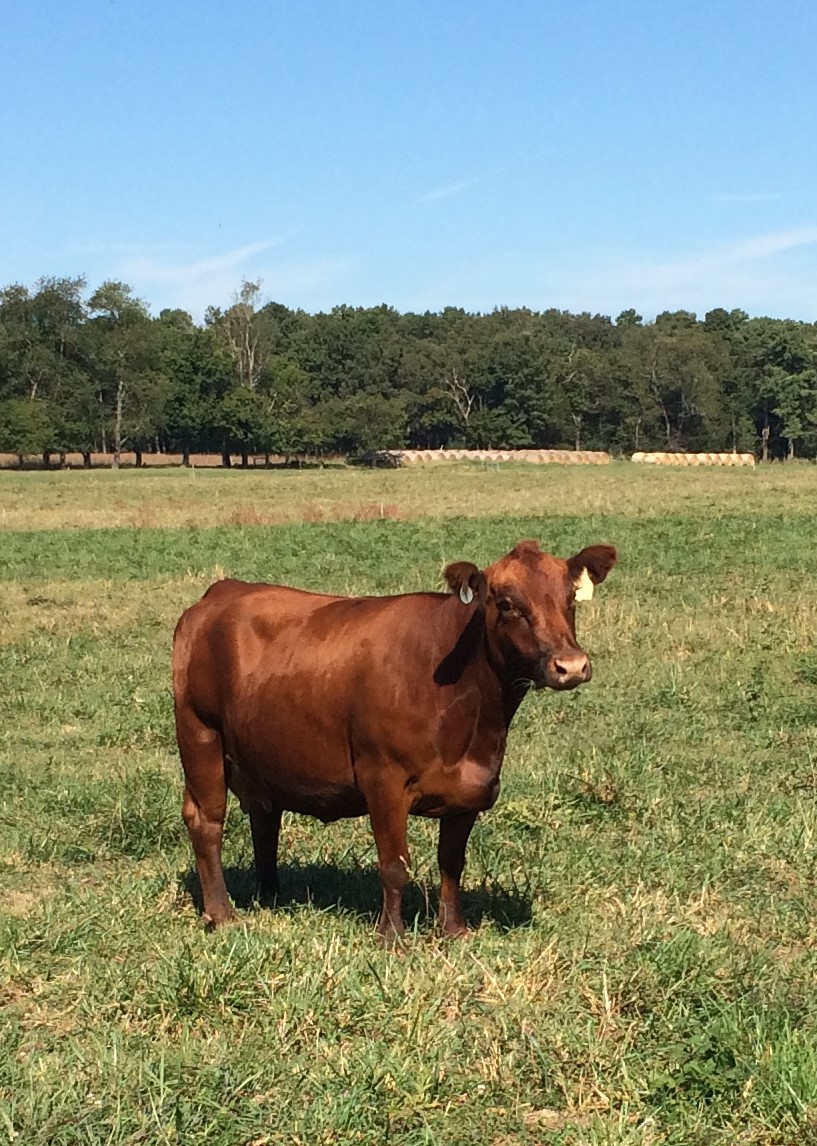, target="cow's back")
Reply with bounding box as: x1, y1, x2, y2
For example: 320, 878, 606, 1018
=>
173, 578, 343, 722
